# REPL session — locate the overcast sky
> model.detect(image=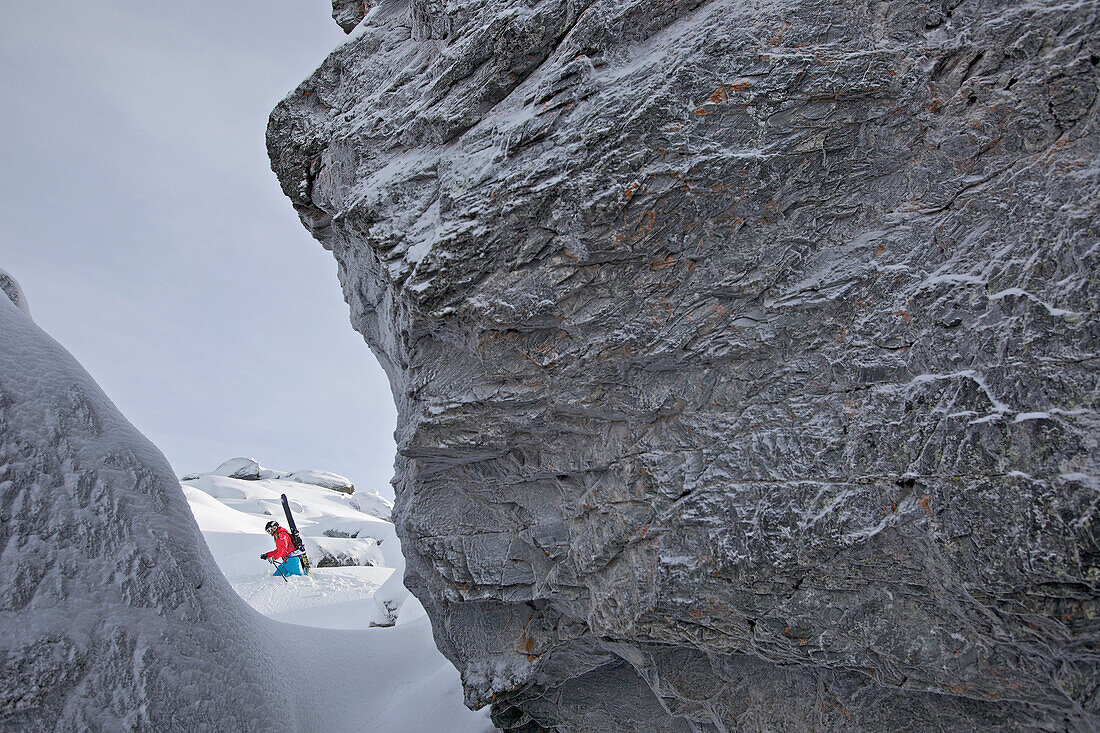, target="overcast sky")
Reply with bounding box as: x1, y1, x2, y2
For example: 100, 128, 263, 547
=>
0, 1, 400, 497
